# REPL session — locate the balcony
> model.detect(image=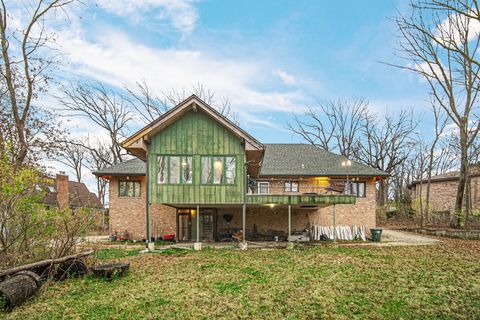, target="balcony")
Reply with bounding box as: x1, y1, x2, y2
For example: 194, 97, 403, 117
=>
246, 184, 356, 206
